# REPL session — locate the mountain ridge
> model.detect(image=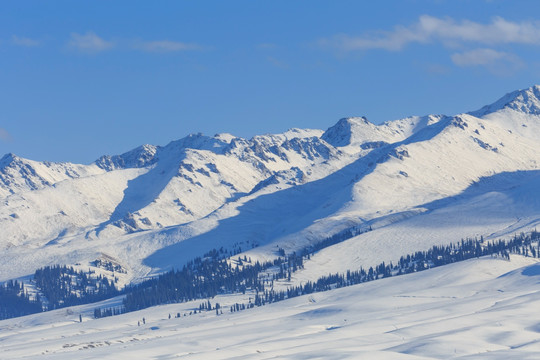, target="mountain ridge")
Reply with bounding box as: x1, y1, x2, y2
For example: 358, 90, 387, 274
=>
1, 85, 540, 285
469, 84, 540, 117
